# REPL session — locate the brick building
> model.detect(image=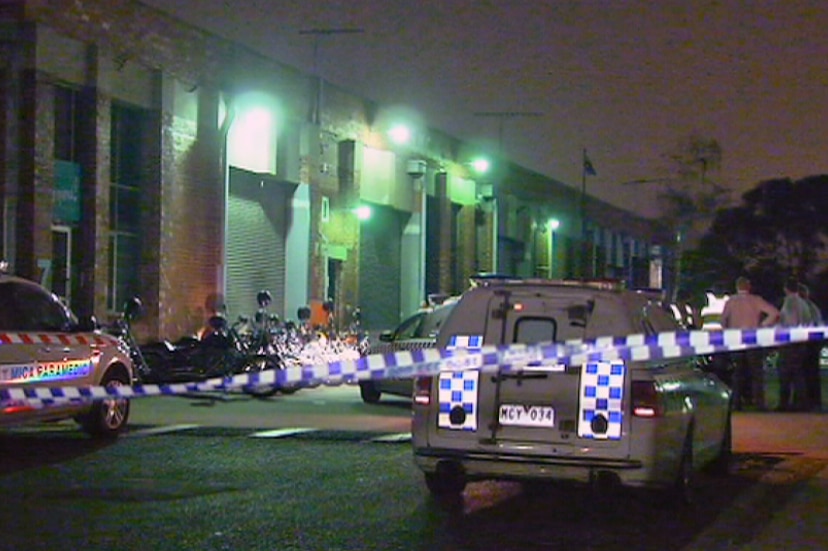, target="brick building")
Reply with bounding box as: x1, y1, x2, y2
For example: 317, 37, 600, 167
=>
0, 0, 668, 340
